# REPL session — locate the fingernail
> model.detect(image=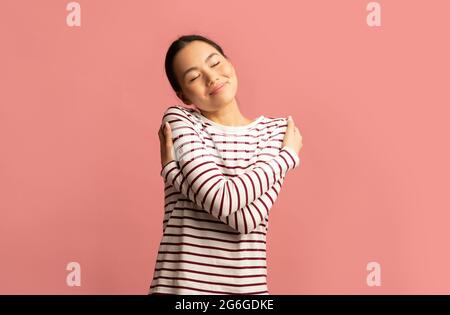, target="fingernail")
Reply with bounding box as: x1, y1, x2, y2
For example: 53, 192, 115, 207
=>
165, 122, 169, 129
288, 115, 292, 120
